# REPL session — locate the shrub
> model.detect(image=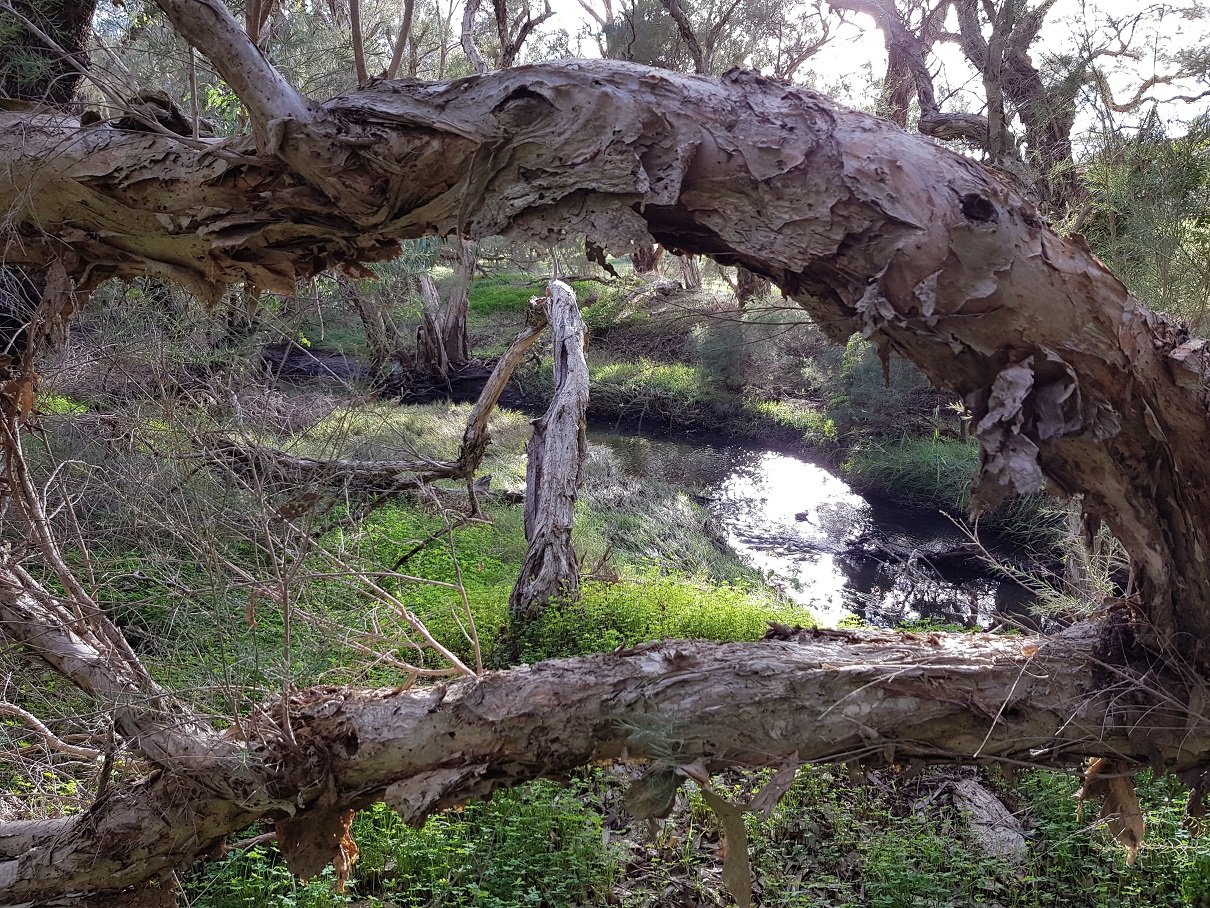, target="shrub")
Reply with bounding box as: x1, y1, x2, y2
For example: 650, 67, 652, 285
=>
748, 399, 837, 444
187, 779, 616, 907
844, 436, 979, 512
